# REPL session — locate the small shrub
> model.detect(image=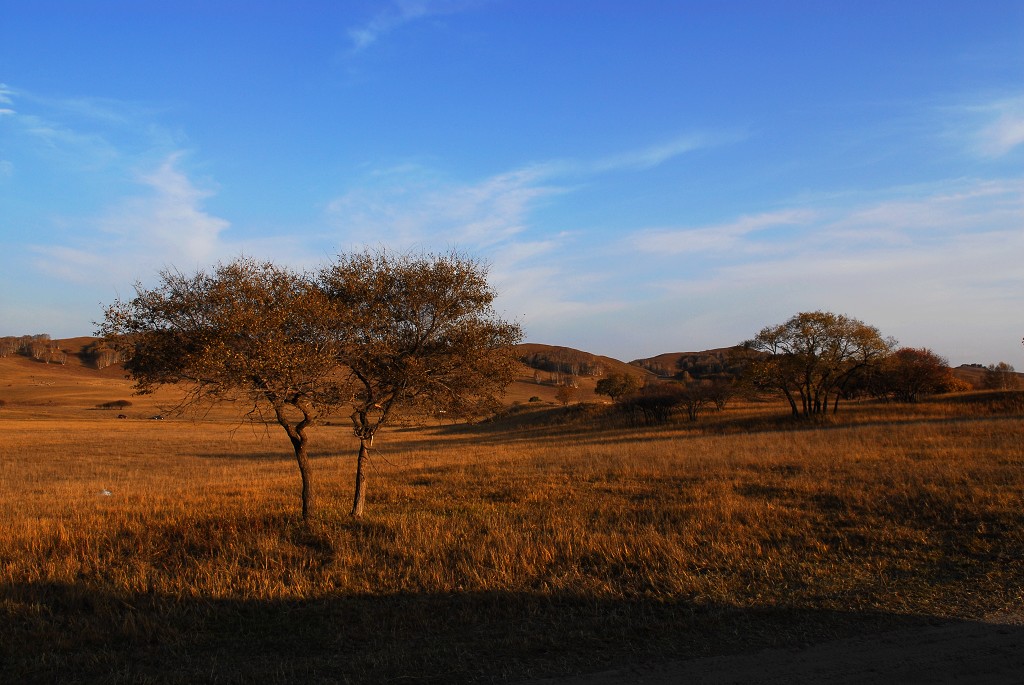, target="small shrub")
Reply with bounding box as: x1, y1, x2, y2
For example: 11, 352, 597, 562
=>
97, 400, 133, 410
